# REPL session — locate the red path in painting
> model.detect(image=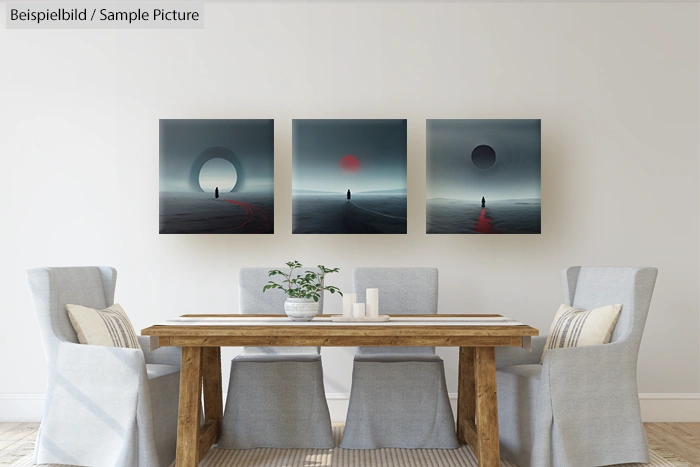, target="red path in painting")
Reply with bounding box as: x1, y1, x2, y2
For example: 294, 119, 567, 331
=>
223, 199, 272, 233
473, 208, 495, 234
